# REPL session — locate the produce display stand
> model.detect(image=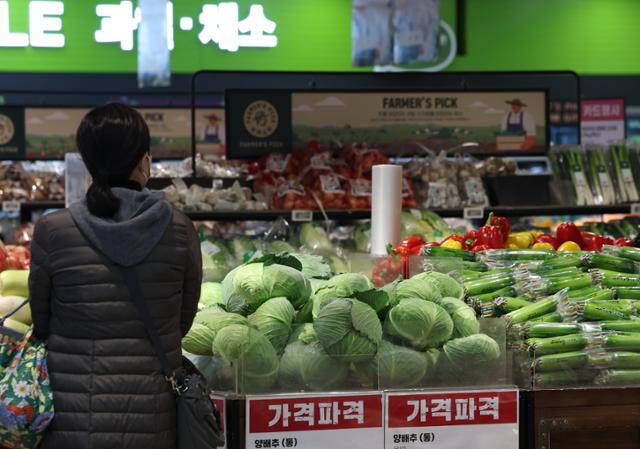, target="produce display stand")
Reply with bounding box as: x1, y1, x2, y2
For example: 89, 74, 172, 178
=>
522, 387, 640, 449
